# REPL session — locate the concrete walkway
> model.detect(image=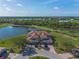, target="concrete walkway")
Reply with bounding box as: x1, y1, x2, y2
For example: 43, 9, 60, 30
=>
59, 53, 73, 59
8, 53, 20, 59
